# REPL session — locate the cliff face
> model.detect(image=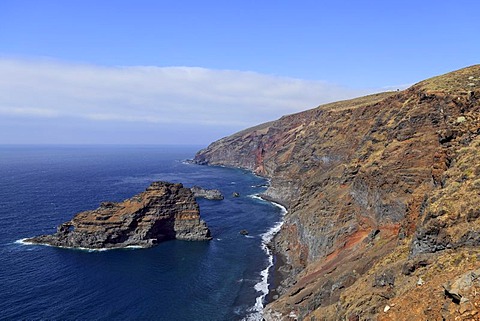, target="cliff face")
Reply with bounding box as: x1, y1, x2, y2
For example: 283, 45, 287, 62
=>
27, 181, 211, 249
194, 65, 480, 320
